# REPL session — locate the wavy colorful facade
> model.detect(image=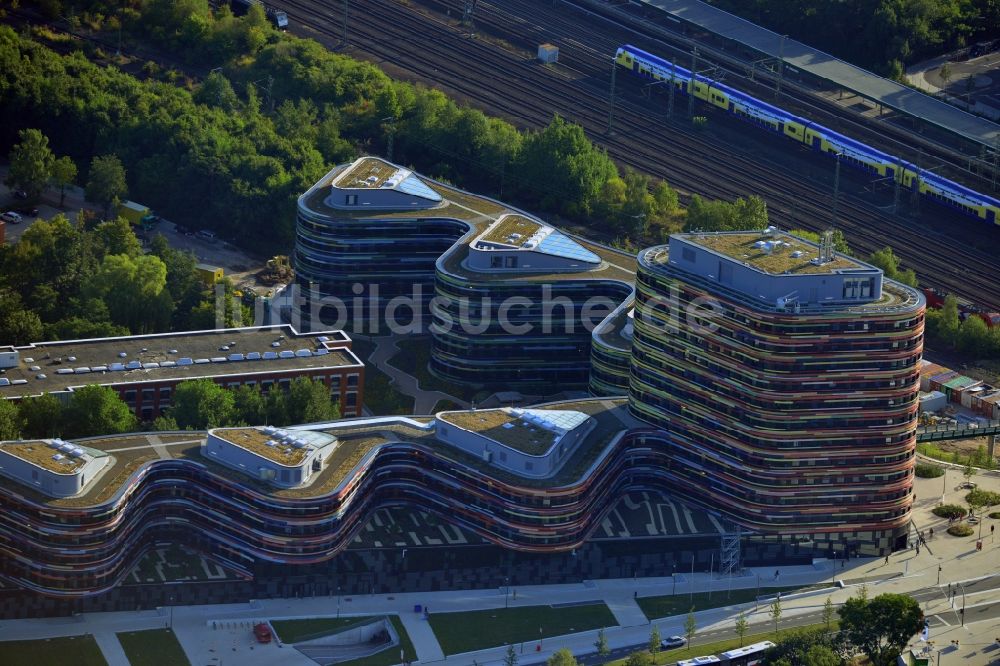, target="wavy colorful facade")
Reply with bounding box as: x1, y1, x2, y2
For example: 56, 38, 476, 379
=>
627, 234, 925, 552
295, 157, 635, 389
